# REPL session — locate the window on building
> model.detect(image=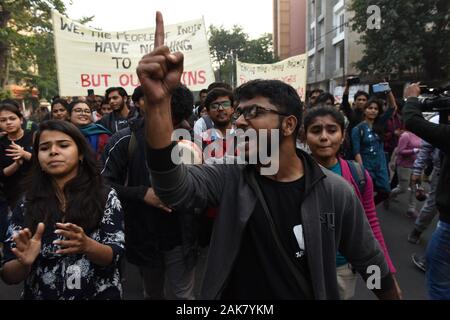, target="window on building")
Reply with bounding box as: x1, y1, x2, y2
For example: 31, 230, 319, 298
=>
317, 21, 324, 45
339, 13, 345, 33
310, 0, 315, 21
309, 56, 315, 76
317, 0, 323, 16
335, 42, 345, 70
334, 10, 345, 38
318, 49, 325, 74
309, 26, 315, 49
